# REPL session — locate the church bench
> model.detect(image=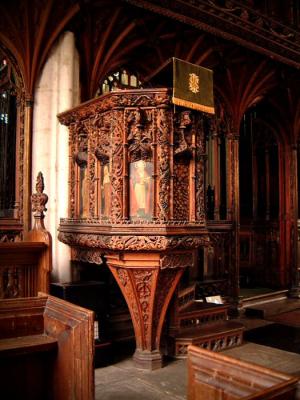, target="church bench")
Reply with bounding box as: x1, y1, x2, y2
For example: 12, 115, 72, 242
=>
0, 294, 94, 400
188, 345, 299, 400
